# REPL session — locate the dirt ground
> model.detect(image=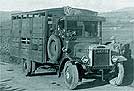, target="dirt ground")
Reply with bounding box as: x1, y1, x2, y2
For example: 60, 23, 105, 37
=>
0, 60, 134, 91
